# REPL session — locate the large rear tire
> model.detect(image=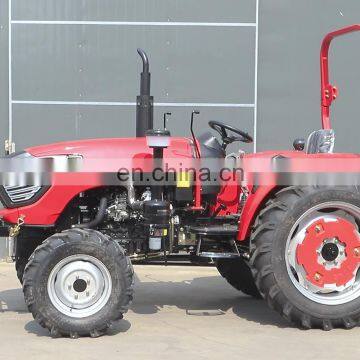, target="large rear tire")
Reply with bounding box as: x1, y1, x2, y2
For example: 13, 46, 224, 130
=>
251, 186, 360, 330
23, 228, 134, 338
216, 258, 261, 298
